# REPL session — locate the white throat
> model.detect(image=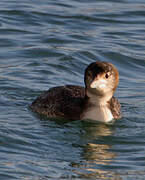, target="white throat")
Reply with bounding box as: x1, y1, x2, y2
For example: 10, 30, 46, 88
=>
82, 105, 113, 123
81, 90, 114, 123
